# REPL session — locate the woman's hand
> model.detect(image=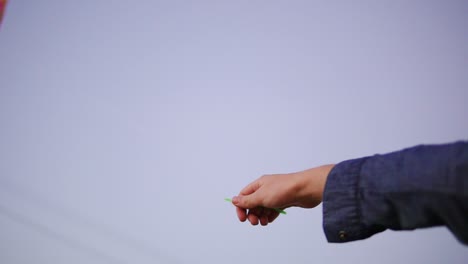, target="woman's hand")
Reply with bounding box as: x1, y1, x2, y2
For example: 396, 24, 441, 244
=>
232, 164, 334, 226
